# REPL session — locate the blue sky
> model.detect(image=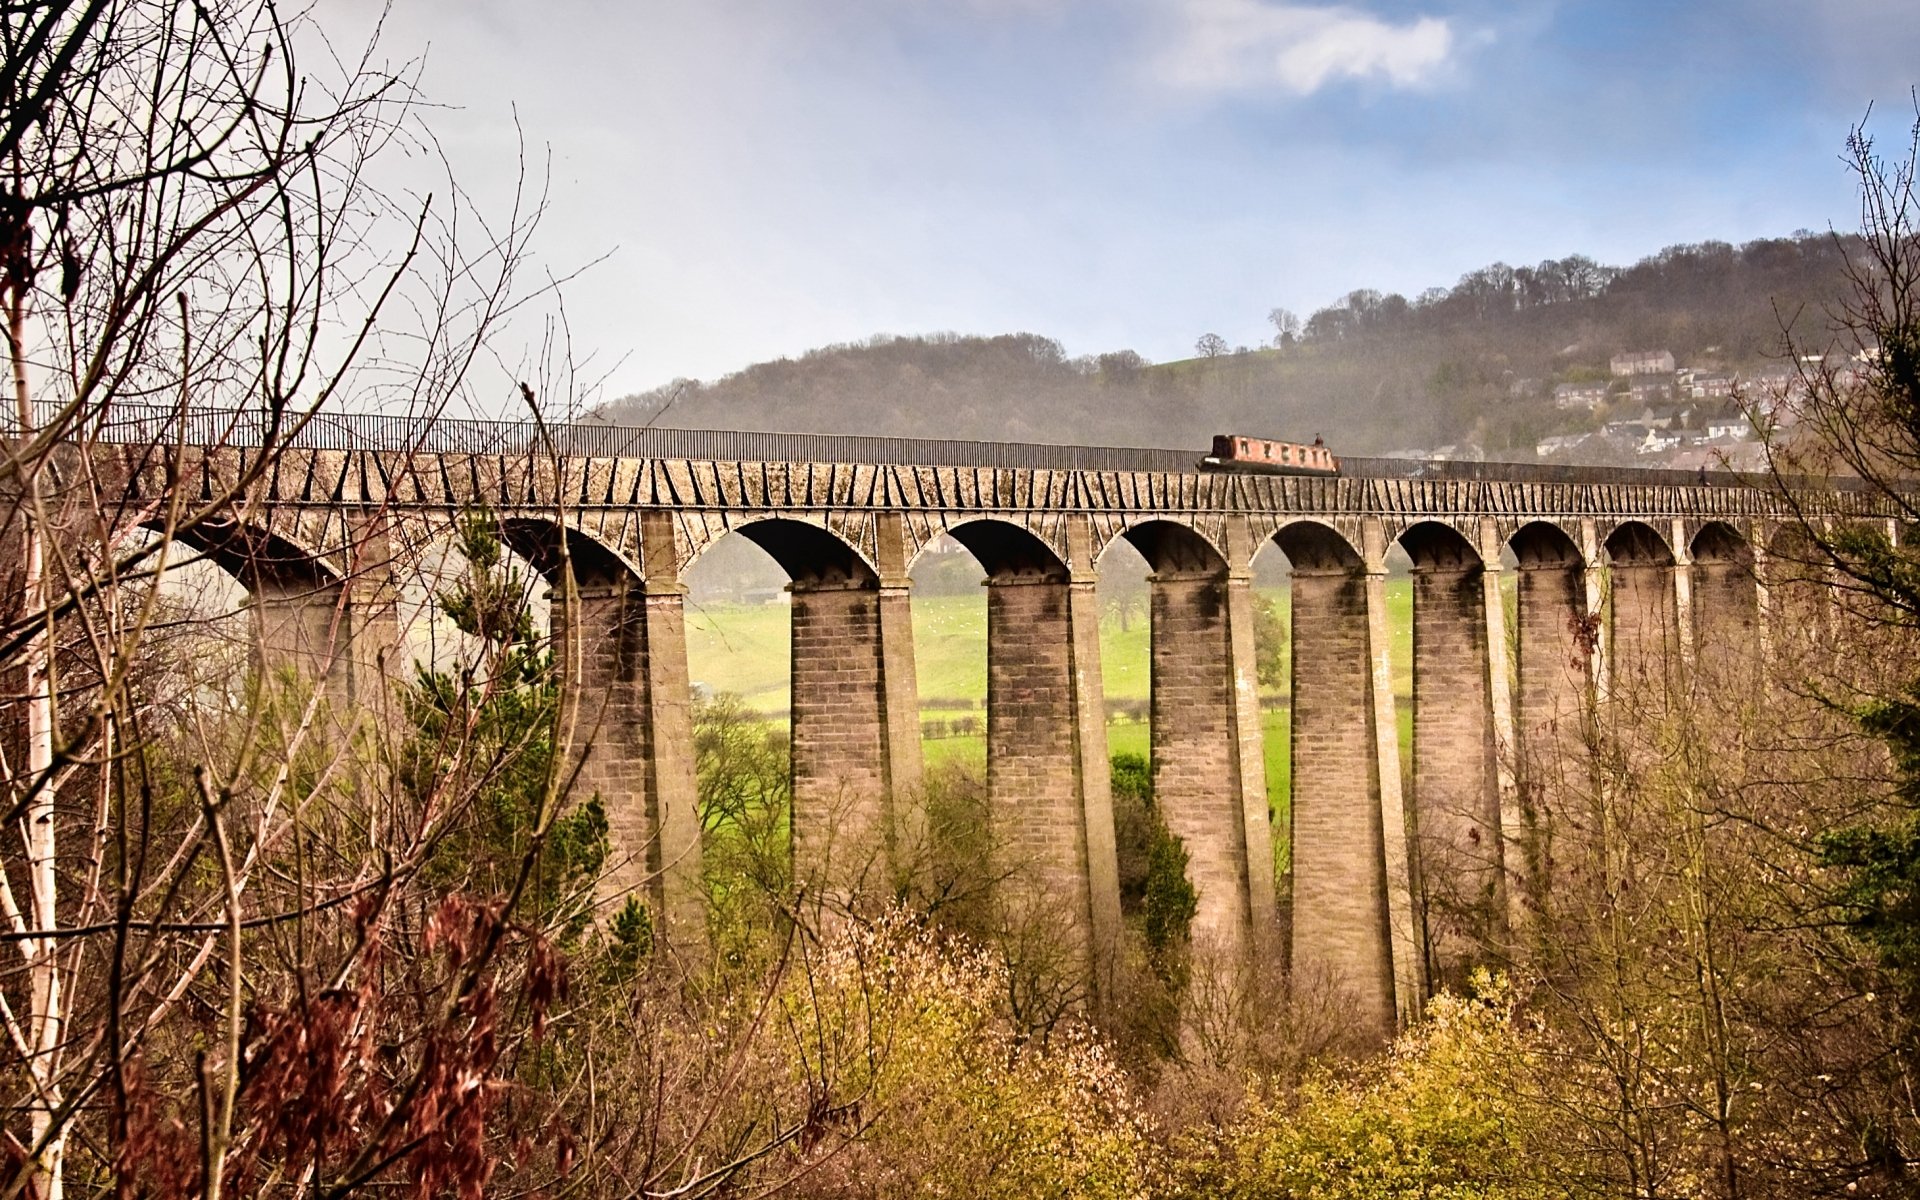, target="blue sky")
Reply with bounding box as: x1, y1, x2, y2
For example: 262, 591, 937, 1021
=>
331, 0, 1920, 406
